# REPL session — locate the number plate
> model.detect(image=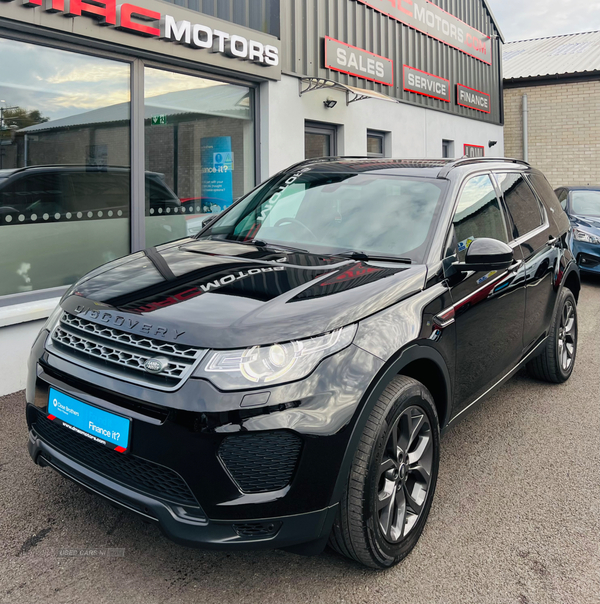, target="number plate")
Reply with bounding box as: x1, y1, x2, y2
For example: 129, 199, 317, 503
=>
48, 388, 131, 453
